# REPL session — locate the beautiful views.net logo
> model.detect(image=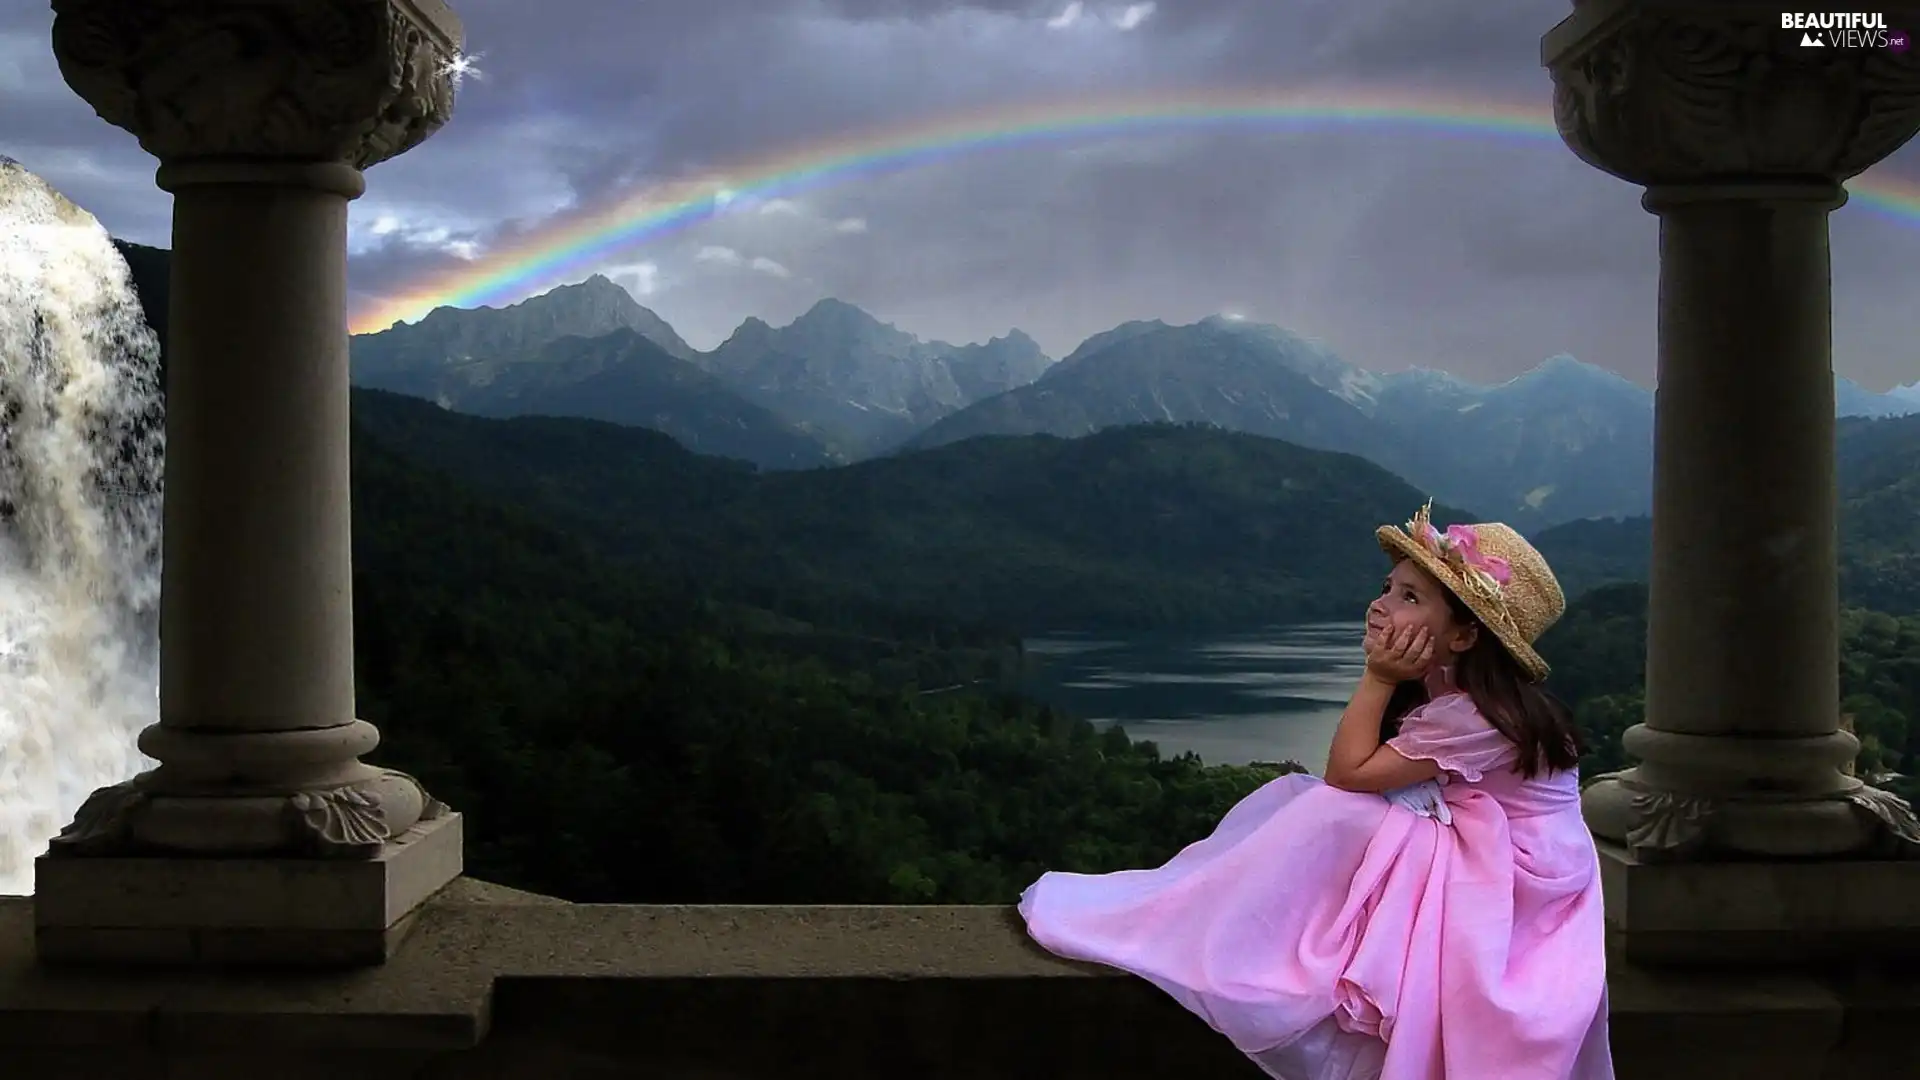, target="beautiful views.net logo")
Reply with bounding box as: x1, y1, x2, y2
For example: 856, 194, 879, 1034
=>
1781, 12, 1910, 50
